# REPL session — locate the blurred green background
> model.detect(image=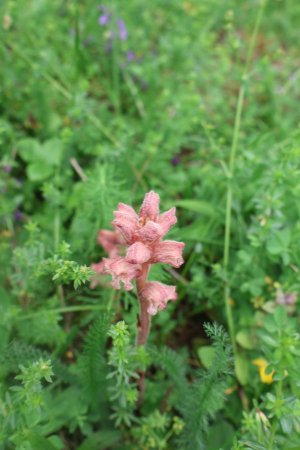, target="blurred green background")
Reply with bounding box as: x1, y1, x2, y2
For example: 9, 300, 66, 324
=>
1, 1, 300, 449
